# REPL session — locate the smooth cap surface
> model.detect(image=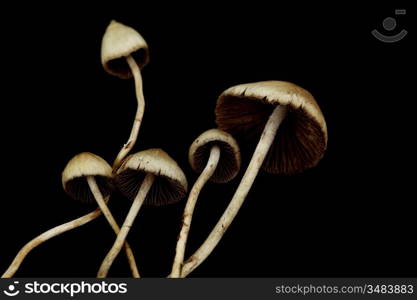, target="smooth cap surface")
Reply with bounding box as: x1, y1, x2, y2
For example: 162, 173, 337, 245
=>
116, 148, 188, 206
189, 129, 241, 183
62, 152, 113, 203
216, 81, 327, 174
101, 20, 149, 79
